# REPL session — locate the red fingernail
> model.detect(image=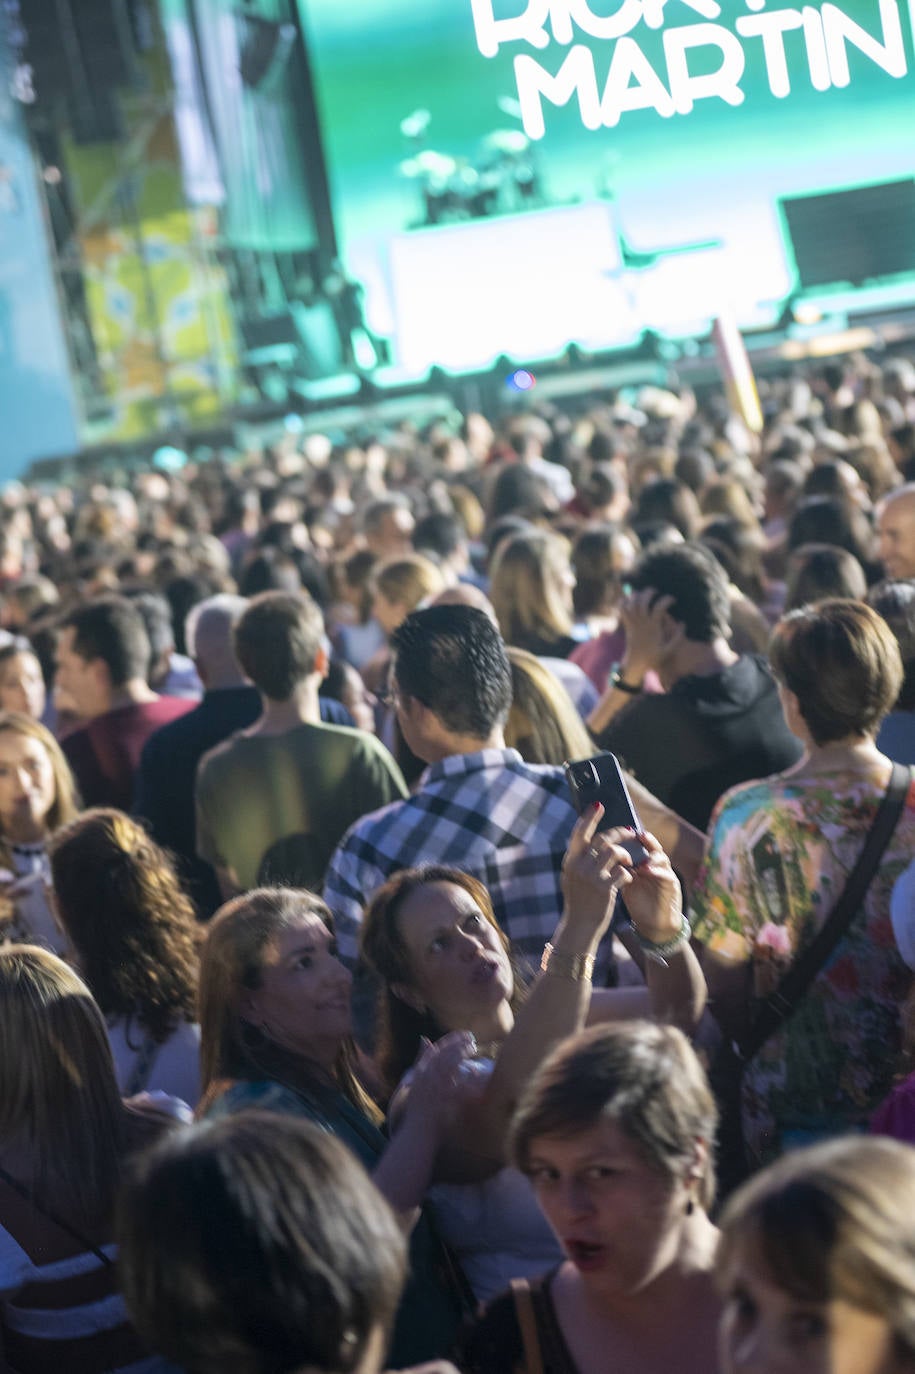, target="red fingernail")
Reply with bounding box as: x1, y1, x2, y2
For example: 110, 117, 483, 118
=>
592, 801, 603, 812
